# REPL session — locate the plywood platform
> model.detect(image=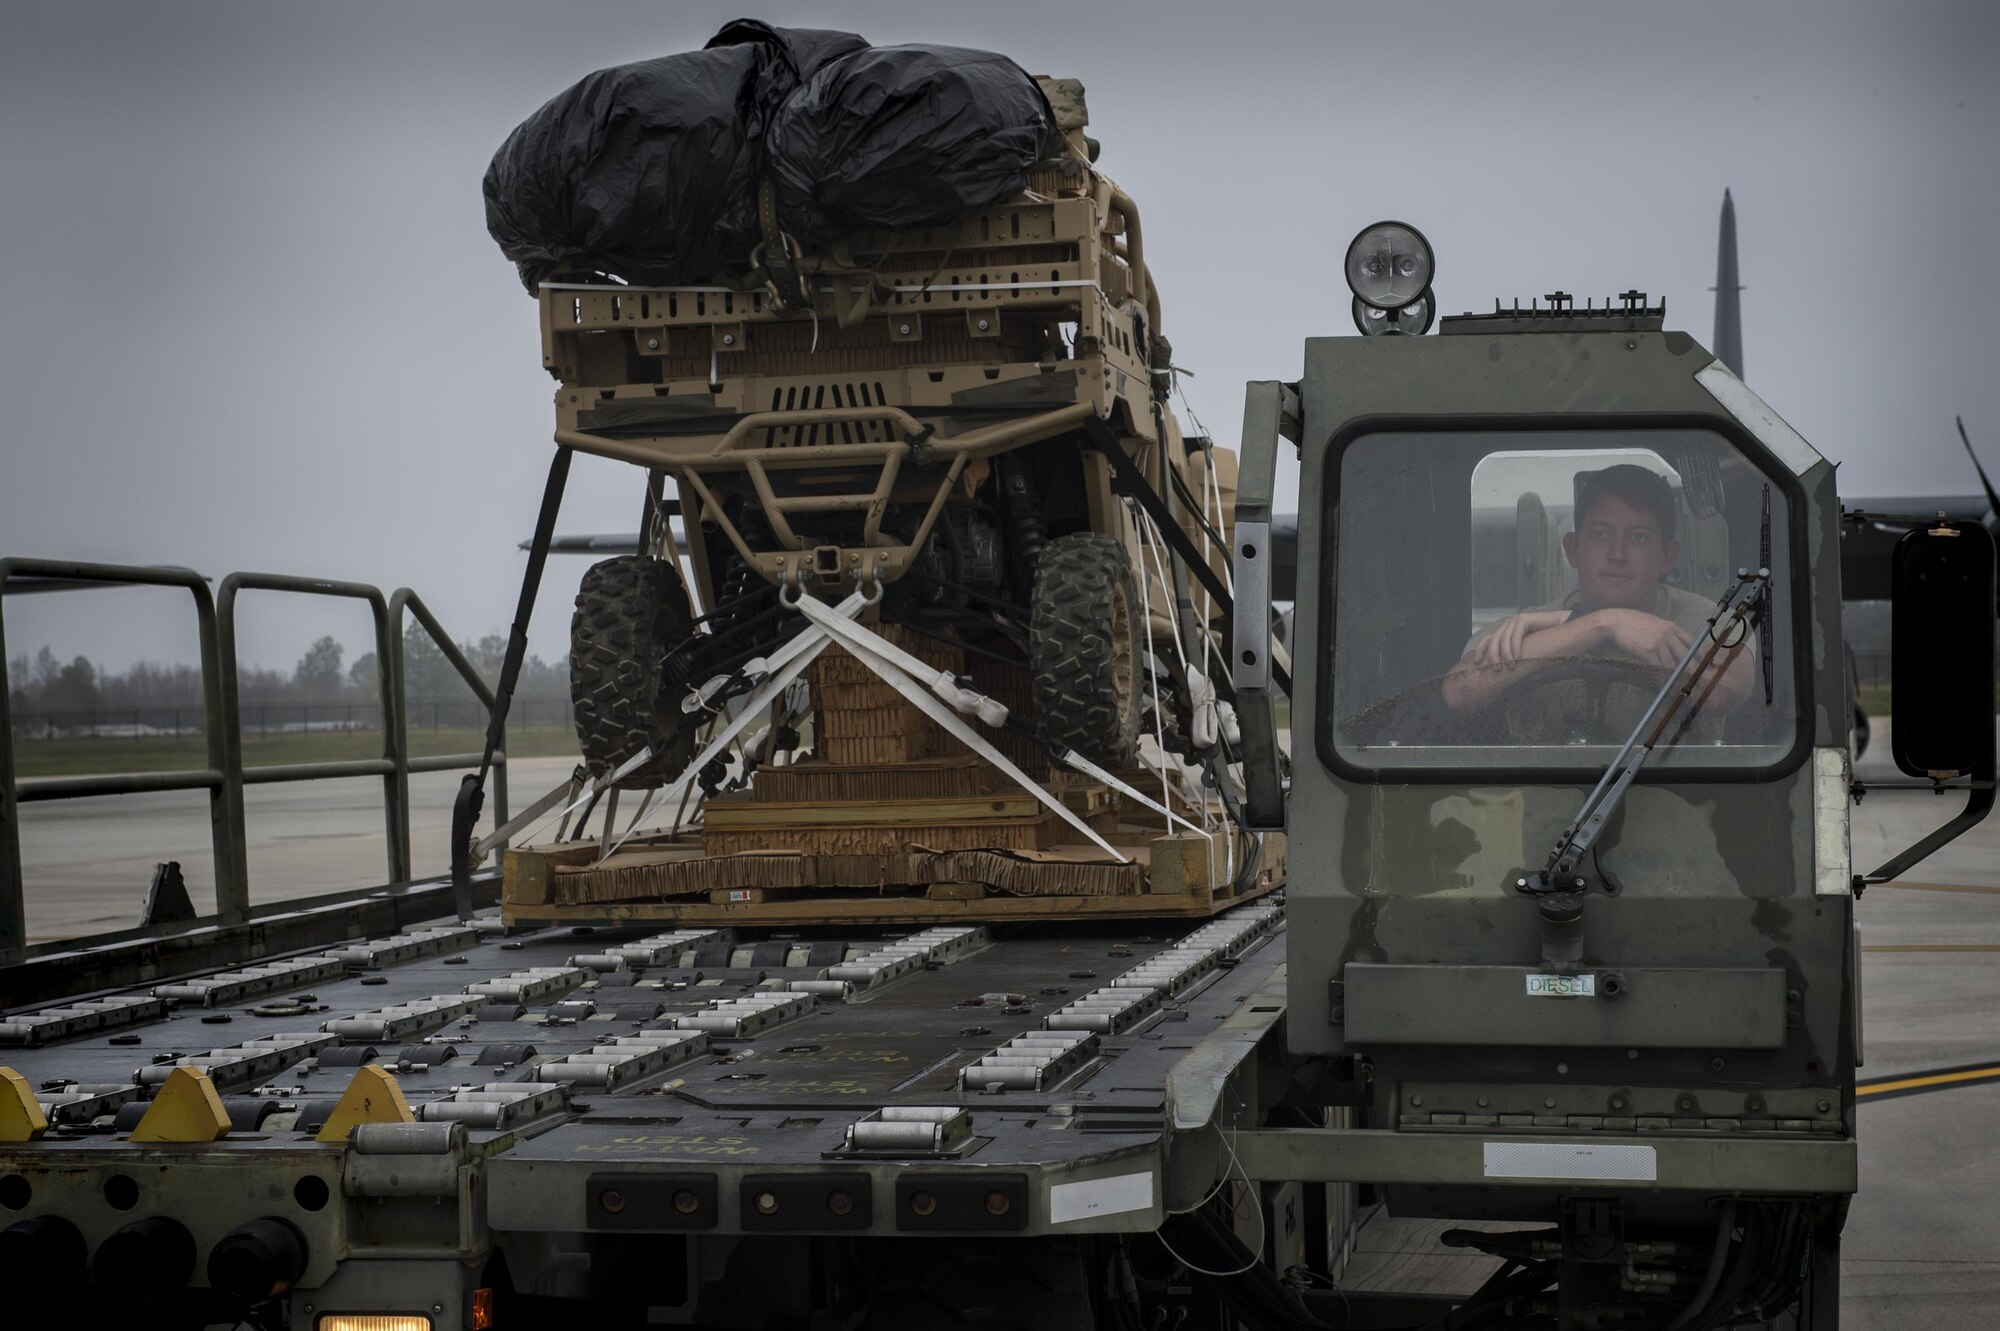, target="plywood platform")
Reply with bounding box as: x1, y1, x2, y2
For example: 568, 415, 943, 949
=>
502, 826, 1285, 927
499, 625, 1281, 927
